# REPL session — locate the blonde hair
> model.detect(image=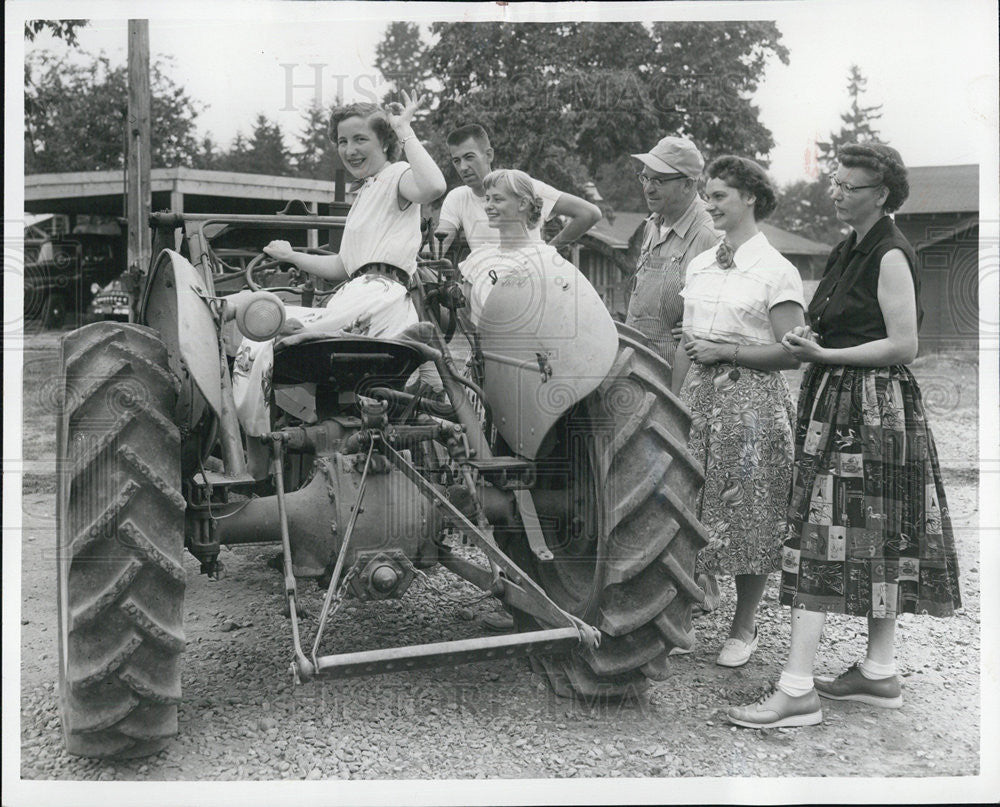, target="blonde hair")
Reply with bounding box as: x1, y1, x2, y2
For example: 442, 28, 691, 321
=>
482, 169, 544, 227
